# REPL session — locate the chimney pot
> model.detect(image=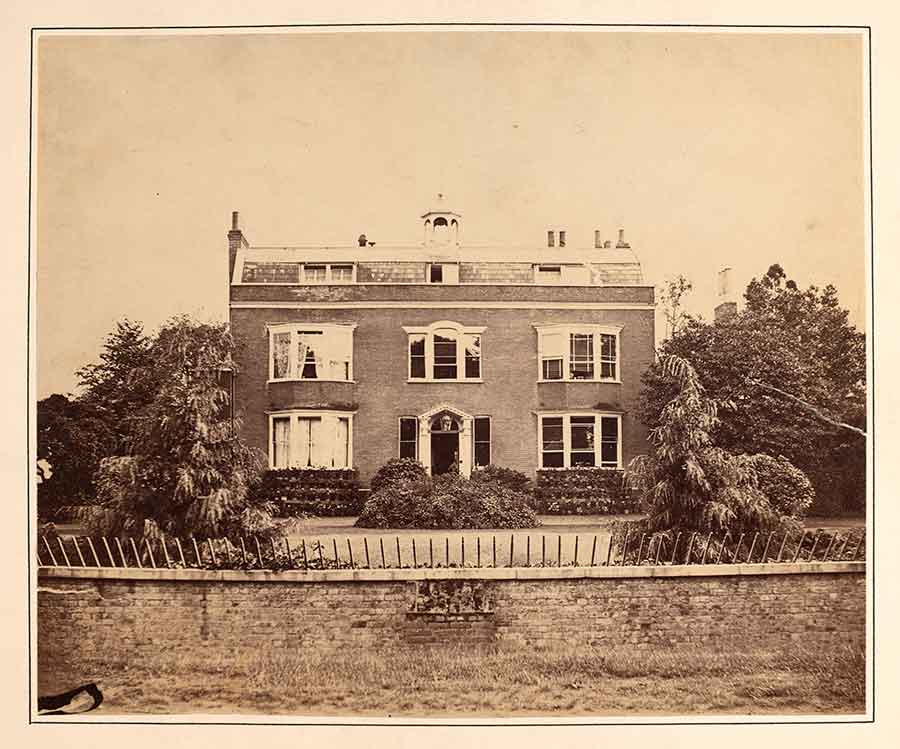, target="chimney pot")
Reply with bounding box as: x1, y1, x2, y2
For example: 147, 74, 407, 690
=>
594, 230, 602, 249
559, 230, 566, 248
547, 230, 555, 248
616, 228, 630, 248
231, 211, 239, 231
604, 240, 611, 248
358, 234, 367, 247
